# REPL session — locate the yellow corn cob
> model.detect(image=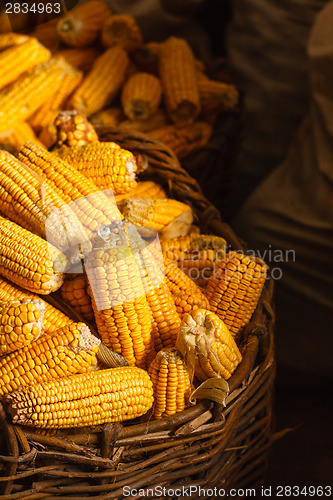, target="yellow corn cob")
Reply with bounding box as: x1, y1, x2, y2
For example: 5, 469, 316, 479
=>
0, 57, 71, 134
0, 33, 29, 51
121, 72, 162, 122
101, 14, 143, 53
56, 0, 111, 48
148, 347, 191, 419
124, 224, 181, 352
85, 223, 154, 369
60, 274, 94, 323
90, 107, 126, 128
0, 276, 73, 334
176, 309, 242, 382
5, 366, 153, 428
30, 18, 61, 53
206, 251, 268, 342
114, 181, 167, 203
29, 63, 83, 133
162, 234, 227, 287
56, 46, 102, 73
197, 79, 239, 114
158, 37, 200, 124
54, 110, 99, 149
118, 198, 194, 239
148, 122, 213, 159
0, 322, 100, 400
0, 298, 45, 356
69, 46, 129, 116
17, 142, 123, 241
0, 215, 69, 295
119, 108, 169, 133
54, 142, 137, 195
0, 37, 50, 92
0, 121, 44, 154
131, 41, 161, 74
38, 122, 57, 149
0, 150, 92, 264
172, 290, 210, 317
